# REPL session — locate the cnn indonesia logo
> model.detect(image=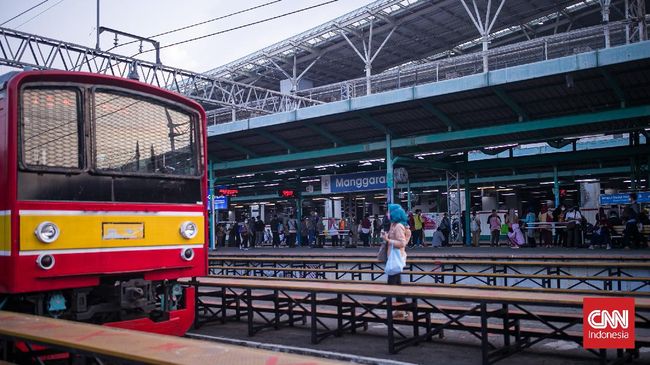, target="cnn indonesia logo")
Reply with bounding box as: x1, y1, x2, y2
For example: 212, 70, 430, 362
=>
583, 297, 635, 349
